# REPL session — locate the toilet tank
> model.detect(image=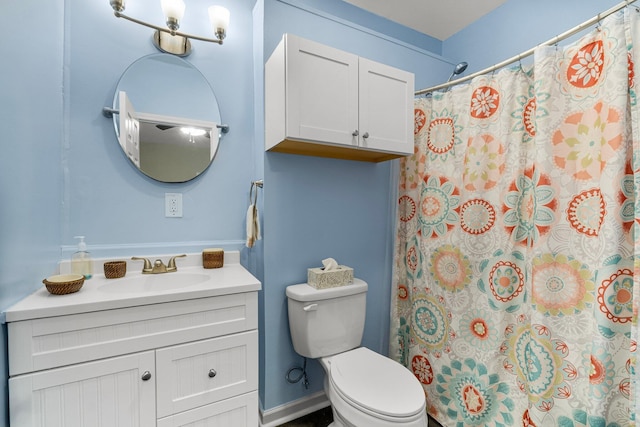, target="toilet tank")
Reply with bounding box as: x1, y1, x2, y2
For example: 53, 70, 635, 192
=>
286, 279, 367, 358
